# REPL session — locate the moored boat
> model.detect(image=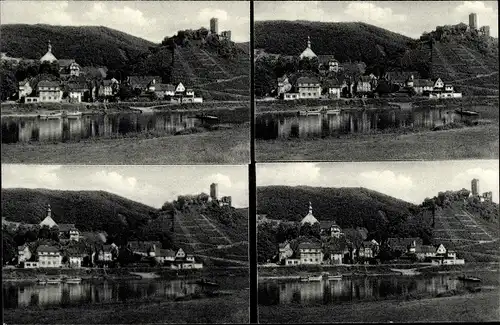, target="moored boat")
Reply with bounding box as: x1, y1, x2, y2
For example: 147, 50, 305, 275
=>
308, 275, 323, 282
46, 278, 62, 284
194, 114, 219, 121
299, 110, 321, 116
326, 109, 341, 115
328, 275, 343, 281
458, 275, 481, 282
65, 277, 82, 284
195, 279, 219, 287
37, 279, 47, 285
455, 109, 479, 116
